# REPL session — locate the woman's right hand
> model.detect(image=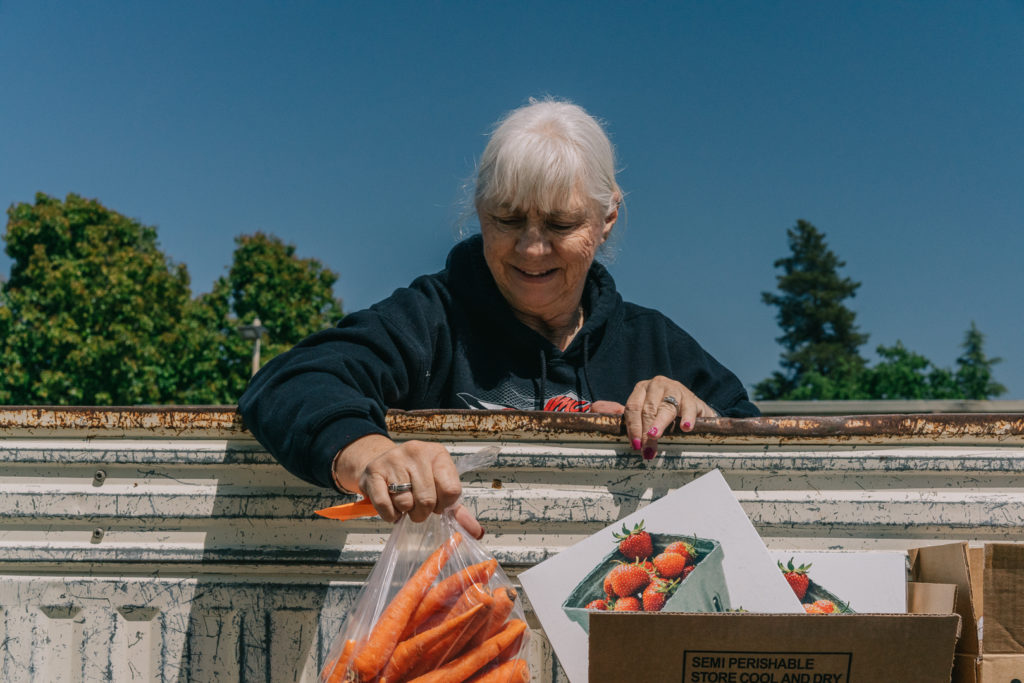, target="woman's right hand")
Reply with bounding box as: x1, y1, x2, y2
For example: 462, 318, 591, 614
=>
332, 434, 484, 538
